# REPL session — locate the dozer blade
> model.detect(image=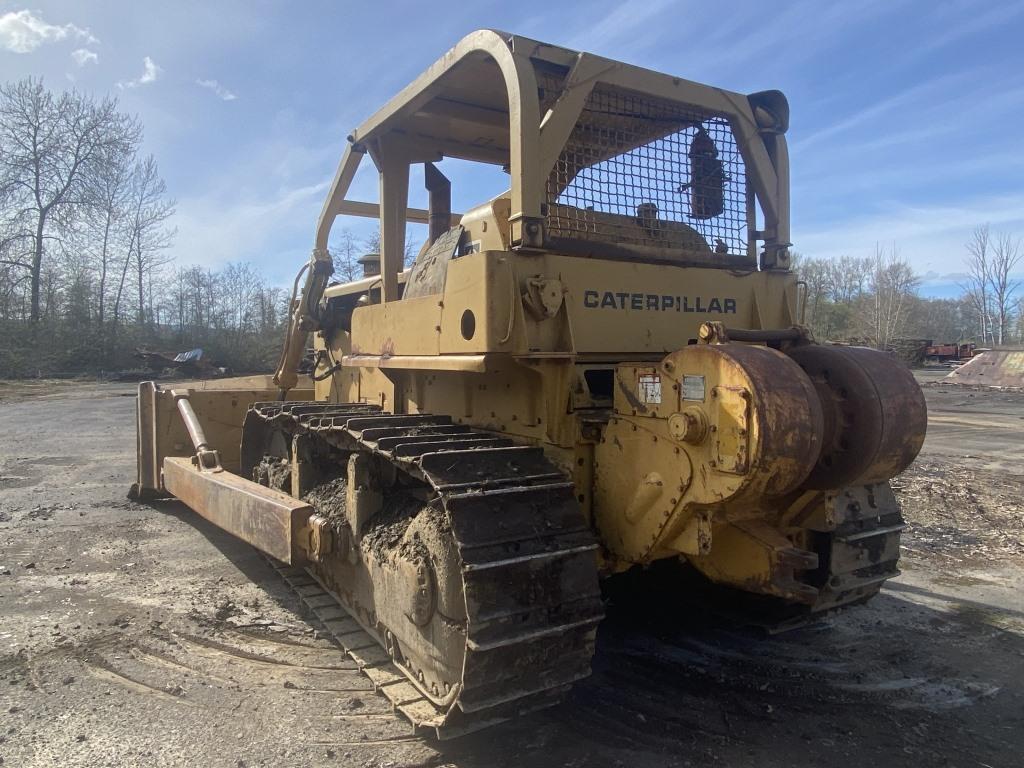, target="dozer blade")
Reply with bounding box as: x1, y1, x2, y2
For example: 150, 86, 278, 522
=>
131, 378, 314, 500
